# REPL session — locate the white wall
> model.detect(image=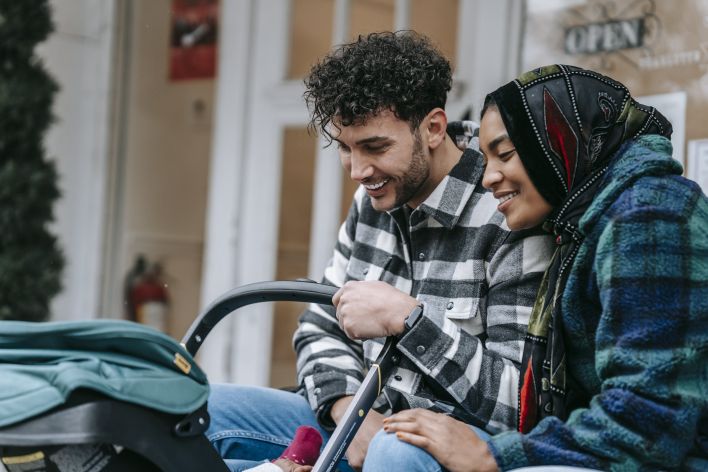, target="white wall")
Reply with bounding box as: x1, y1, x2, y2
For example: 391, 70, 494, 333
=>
38, 0, 117, 320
